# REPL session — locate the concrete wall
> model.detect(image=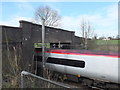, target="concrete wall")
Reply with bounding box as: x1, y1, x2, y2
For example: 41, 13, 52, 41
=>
2, 20, 82, 72
19, 20, 77, 71
0, 26, 2, 89
2, 25, 22, 43
20, 20, 75, 44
